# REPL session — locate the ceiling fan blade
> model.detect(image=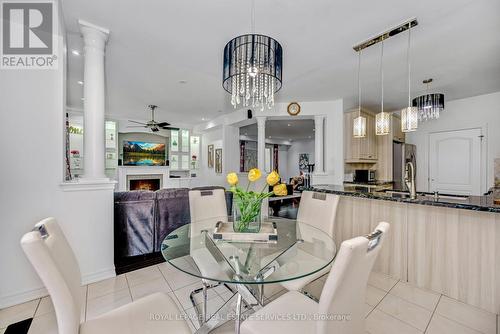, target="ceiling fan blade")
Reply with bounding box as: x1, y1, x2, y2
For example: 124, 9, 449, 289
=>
128, 120, 148, 125
127, 125, 148, 128
156, 122, 170, 127
162, 126, 180, 131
